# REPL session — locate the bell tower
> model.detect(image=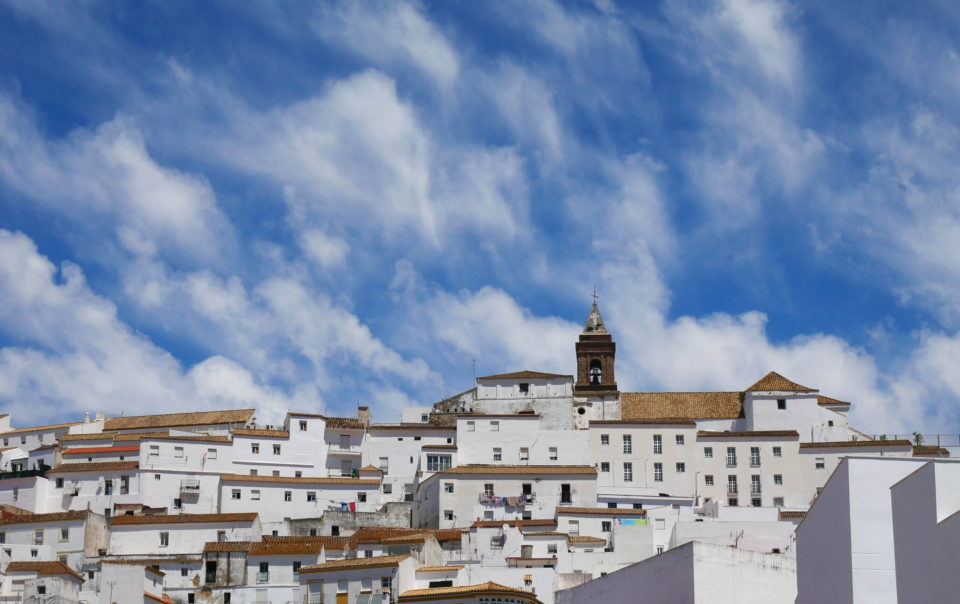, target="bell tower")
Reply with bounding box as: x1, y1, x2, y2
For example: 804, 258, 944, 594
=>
574, 297, 618, 396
